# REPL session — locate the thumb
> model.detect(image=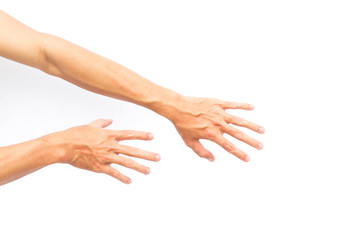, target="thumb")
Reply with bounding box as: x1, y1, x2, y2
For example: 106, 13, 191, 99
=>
188, 139, 215, 162
89, 119, 113, 128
